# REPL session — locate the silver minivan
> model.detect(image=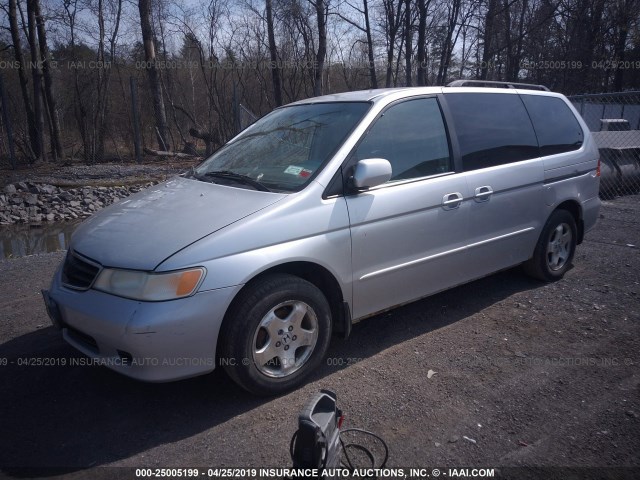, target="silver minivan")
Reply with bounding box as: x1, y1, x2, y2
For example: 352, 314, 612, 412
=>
43, 82, 601, 395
